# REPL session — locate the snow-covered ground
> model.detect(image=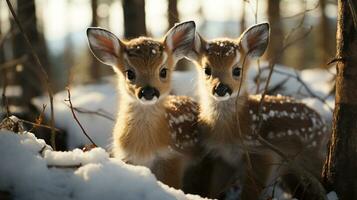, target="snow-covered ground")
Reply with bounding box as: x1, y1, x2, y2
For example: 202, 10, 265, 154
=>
32, 64, 335, 150
0, 130, 206, 200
